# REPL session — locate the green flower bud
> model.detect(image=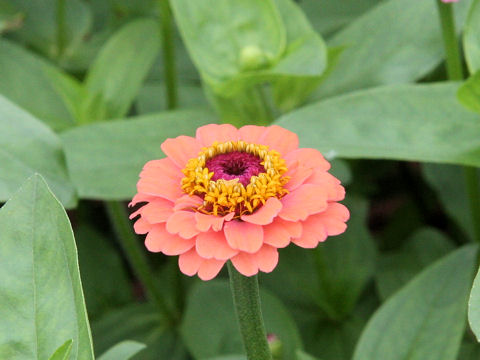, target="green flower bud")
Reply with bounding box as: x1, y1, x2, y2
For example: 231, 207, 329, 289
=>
239, 45, 268, 71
